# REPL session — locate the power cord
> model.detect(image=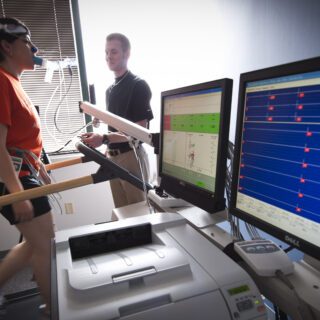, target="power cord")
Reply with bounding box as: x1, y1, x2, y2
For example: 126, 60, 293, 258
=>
131, 142, 155, 214
47, 120, 93, 155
